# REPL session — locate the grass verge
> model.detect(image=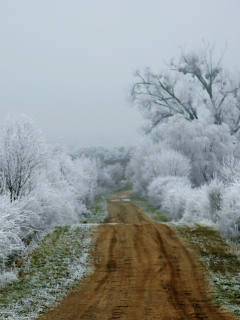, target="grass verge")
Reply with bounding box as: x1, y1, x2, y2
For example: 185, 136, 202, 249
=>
0, 195, 109, 320
0, 224, 93, 319
175, 224, 240, 317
